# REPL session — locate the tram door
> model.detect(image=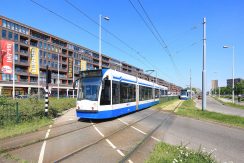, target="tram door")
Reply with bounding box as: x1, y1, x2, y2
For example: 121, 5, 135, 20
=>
136, 84, 139, 110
